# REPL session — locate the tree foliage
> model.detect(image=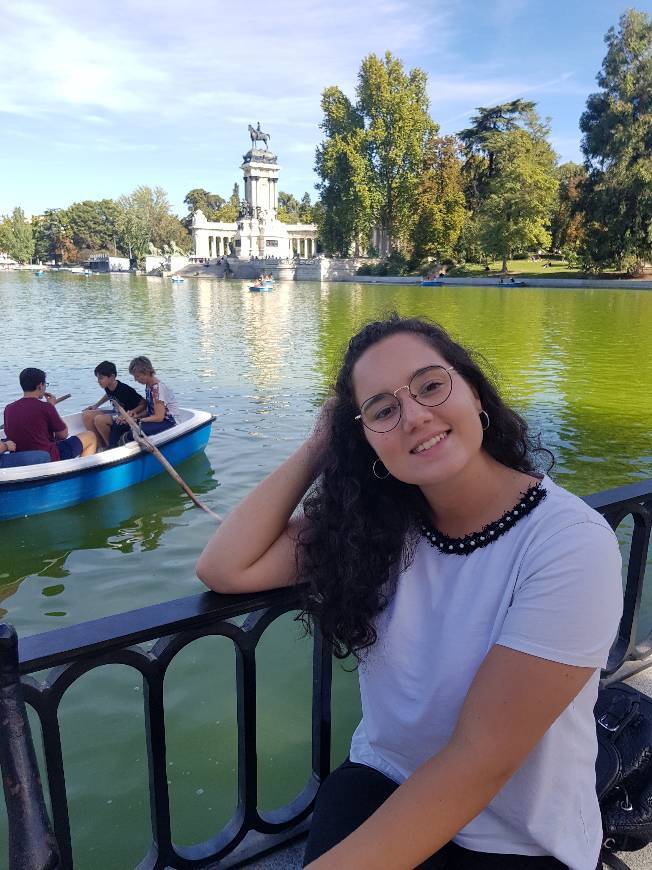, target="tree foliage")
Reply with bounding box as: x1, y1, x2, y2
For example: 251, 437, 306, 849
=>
579, 9, 652, 272
0, 207, 35, 264
66, 199, 122, 255
33, 209, 74, 263
411, 135, 467, 264
316, 52, 437, 255
117, 186, 190, 263
183, 189, 226, 226
550, 162, 586, 252
277, 191, 315, 223
476, 129, 558, 269
461, 101, 558, 268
